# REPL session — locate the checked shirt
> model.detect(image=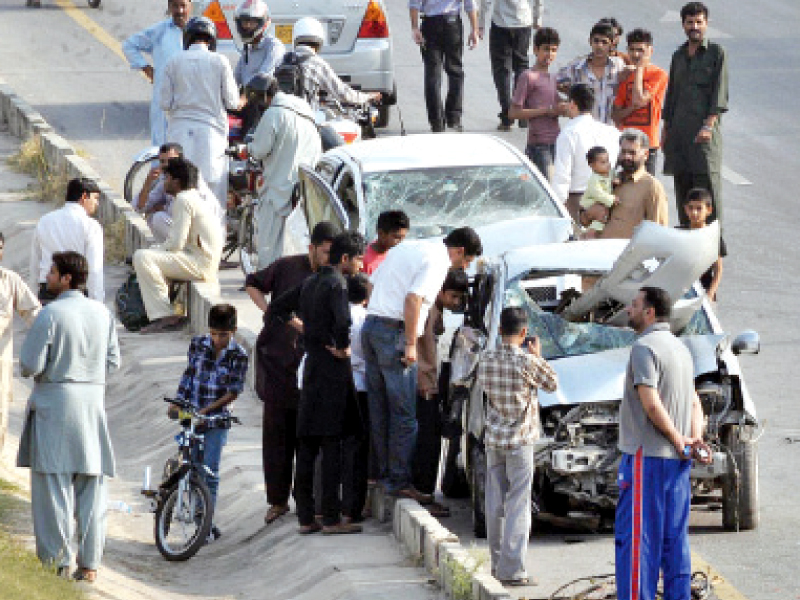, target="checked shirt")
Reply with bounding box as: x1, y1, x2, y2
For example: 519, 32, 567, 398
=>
176, 334, 249, 416
477, 342, 557, 450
